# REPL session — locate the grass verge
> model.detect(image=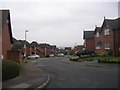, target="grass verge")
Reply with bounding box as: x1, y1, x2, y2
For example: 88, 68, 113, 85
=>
23, 58, 39, 63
